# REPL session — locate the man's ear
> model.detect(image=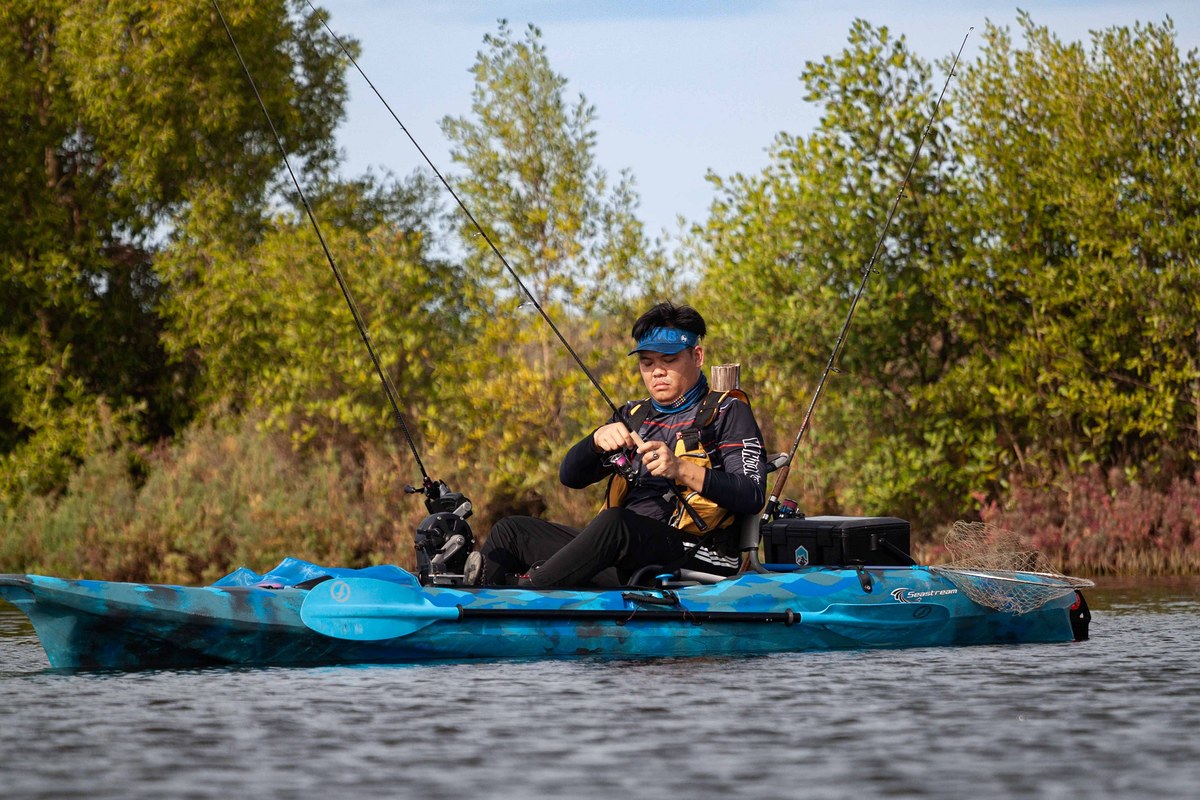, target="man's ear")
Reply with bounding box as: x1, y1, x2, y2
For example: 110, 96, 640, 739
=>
692, 345, 705, 369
